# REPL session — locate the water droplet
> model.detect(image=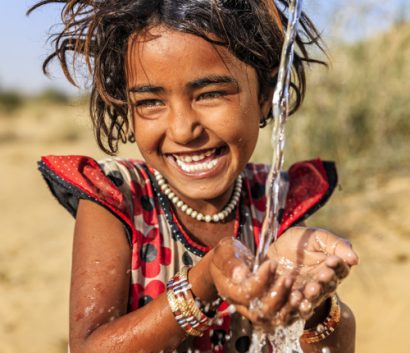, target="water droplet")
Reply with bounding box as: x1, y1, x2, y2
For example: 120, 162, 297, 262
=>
227, 304, 236, 314
342, 311, 351, 319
